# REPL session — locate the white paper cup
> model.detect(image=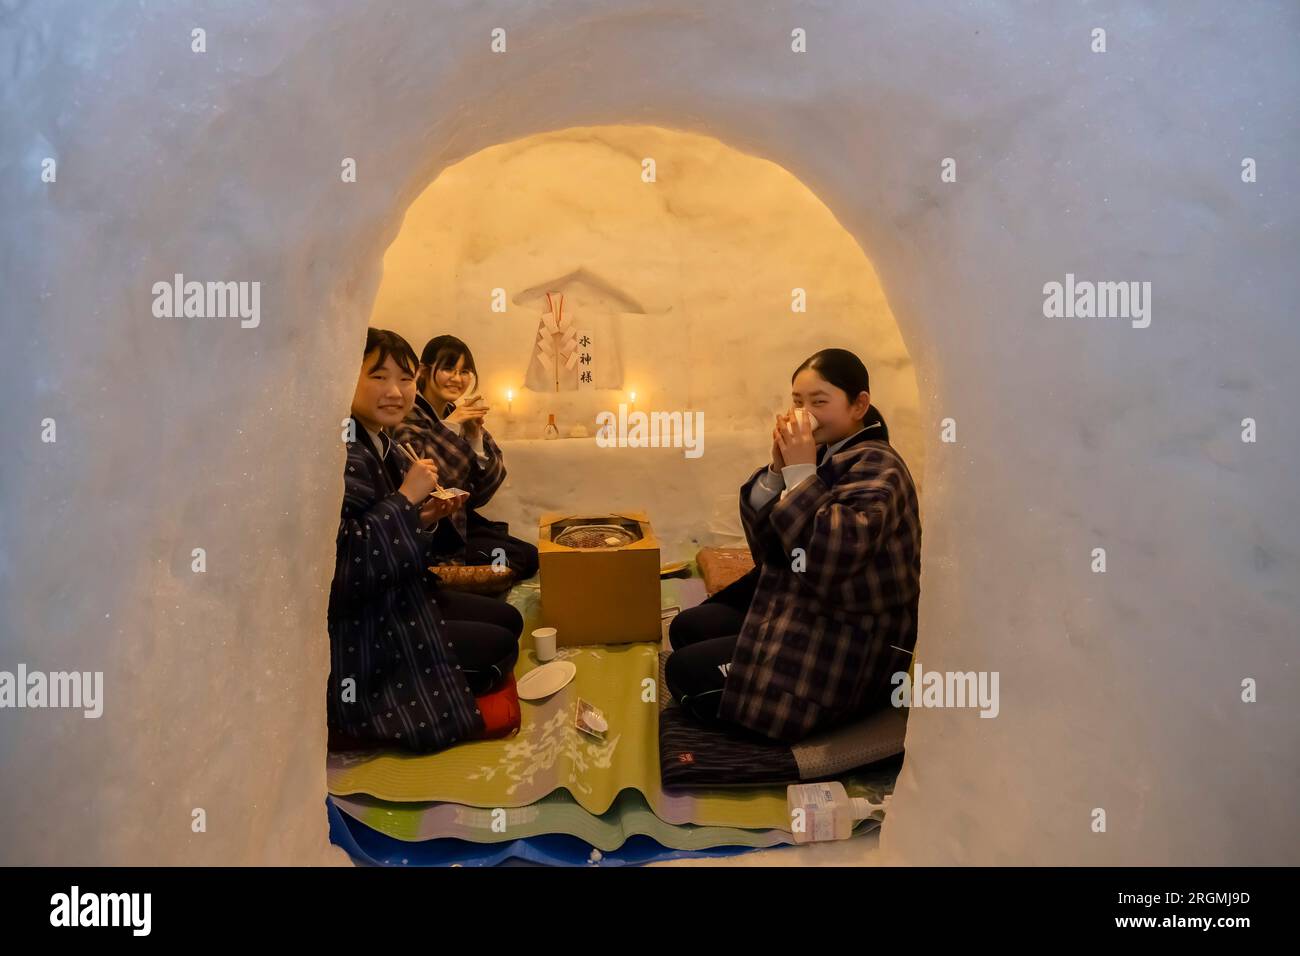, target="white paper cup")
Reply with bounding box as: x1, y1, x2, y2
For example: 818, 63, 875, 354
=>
790, 407, 819, 432
532, 627, 558, 662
